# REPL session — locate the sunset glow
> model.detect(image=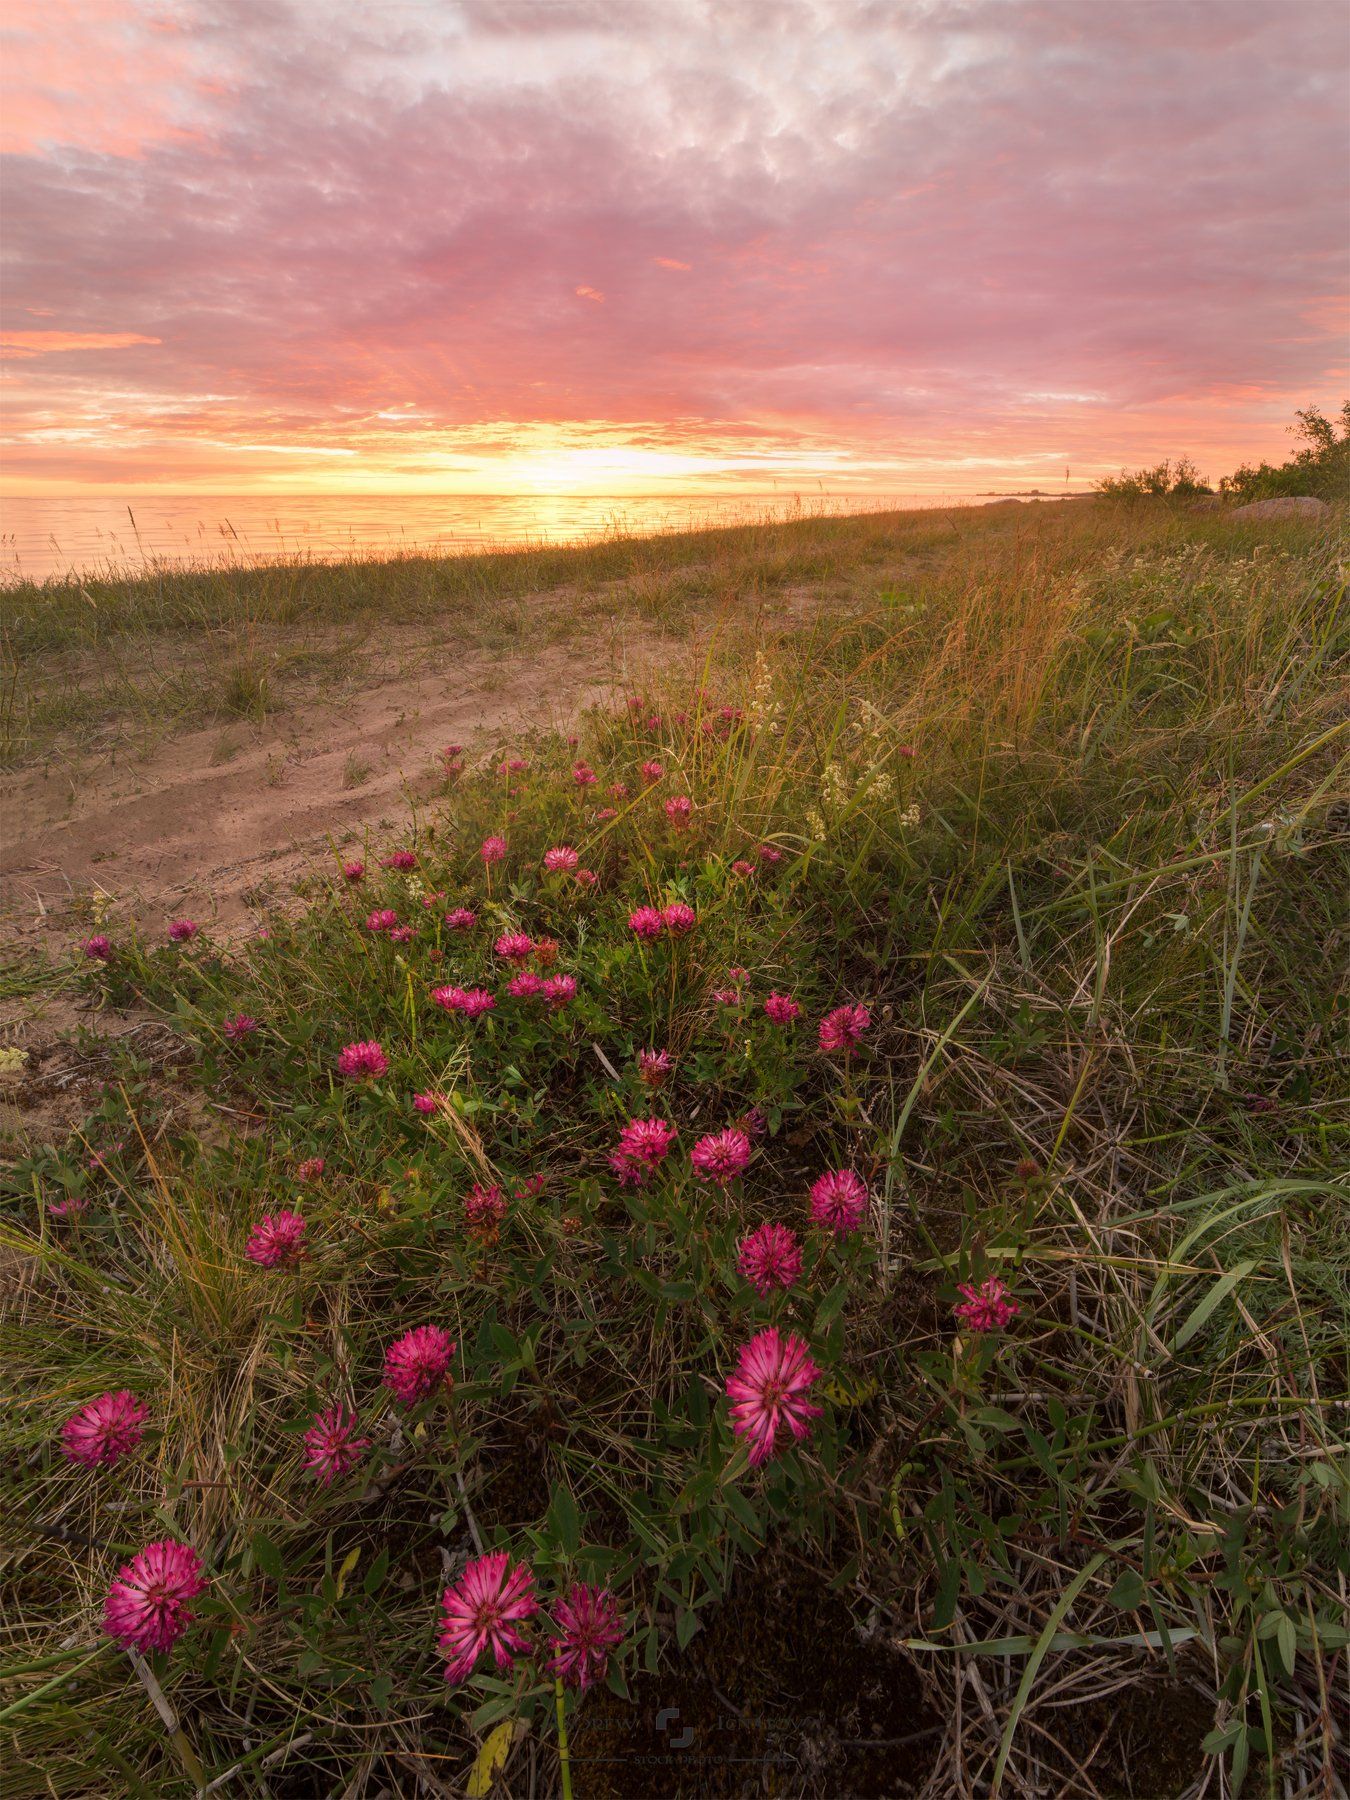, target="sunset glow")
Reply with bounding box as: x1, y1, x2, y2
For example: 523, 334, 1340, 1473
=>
2, 0, 1346, 497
